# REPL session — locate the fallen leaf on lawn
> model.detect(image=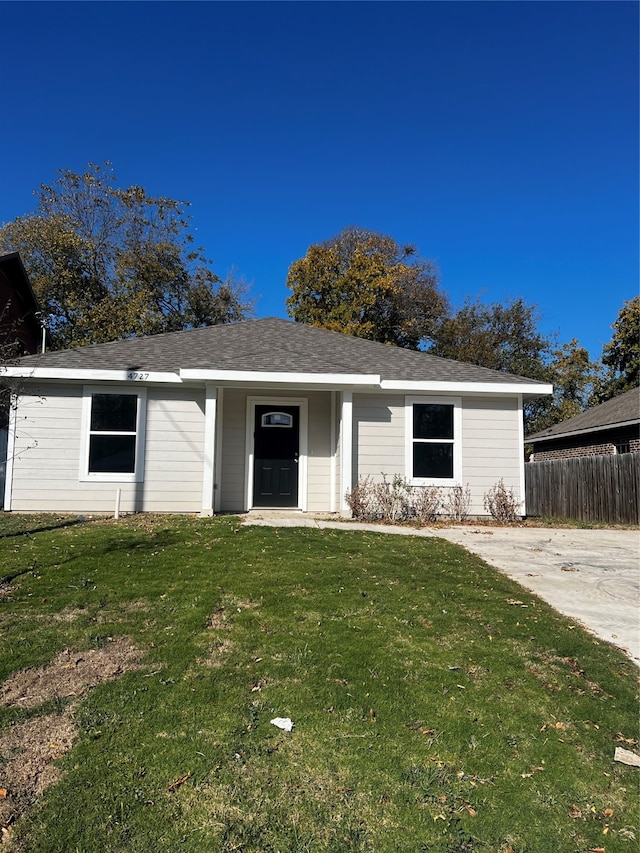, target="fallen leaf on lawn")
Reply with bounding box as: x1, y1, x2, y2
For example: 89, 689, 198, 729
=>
168, 772, 191, 792
603, 808, 614, 817
521, 765, 545, 778
0, 789, 6, 798
589, 848, 605, 853
569, 804, 582, 819
464, 805, 477, 817
541, 721, 568, 732
615, 733, 637, 746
